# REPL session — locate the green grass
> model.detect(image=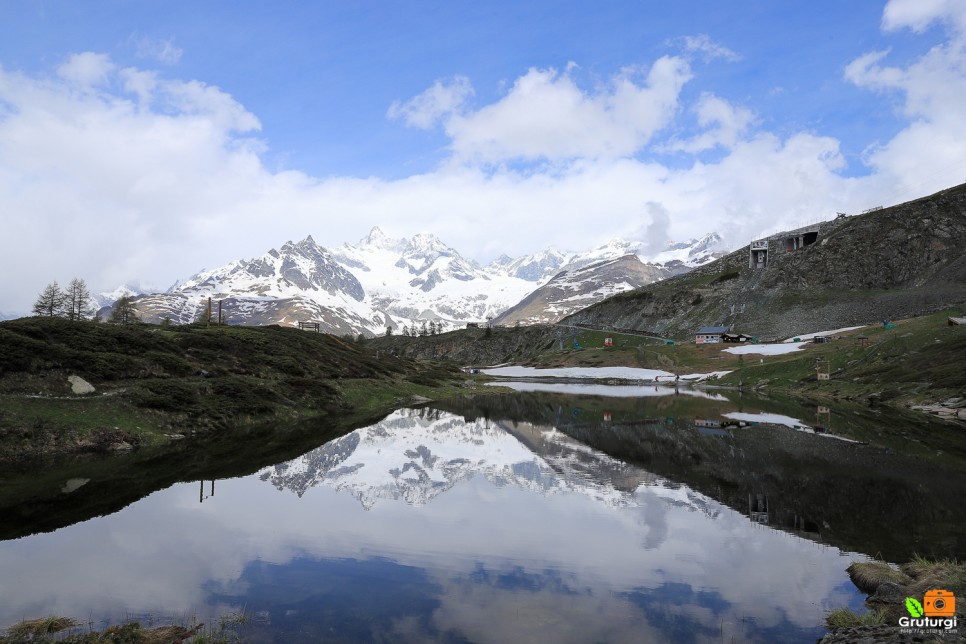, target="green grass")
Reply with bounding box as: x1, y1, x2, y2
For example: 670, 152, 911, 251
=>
0, 317, 469, 458
825, 607, 886, 628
